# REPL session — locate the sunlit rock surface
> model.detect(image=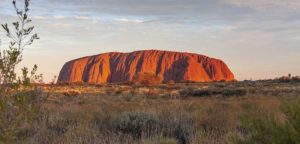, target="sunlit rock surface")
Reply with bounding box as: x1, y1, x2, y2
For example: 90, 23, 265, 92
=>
58, 50, 235, 83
